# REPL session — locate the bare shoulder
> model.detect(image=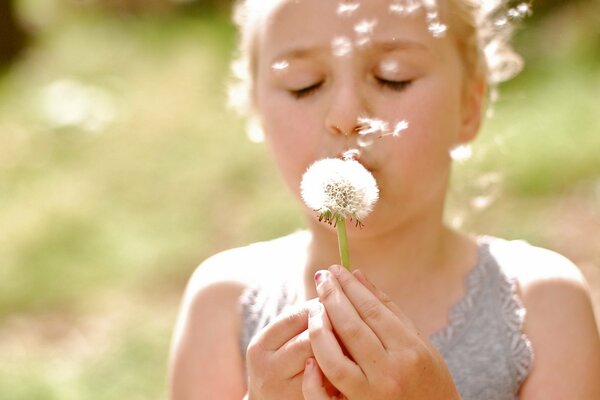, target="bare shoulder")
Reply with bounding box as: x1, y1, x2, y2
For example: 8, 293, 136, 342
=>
488, 238, 600, 399
186, 230, 310, 293
168, 231, 310, 400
